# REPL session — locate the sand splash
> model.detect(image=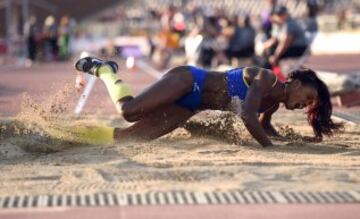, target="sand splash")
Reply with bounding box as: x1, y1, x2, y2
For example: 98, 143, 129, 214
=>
1, 83, 256, 155
0, 84, 95, 153
0, 82, 334, 157
181, 111, 318, 146
182, 111, 252, 145
0, 86, 359, 195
